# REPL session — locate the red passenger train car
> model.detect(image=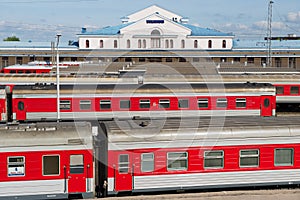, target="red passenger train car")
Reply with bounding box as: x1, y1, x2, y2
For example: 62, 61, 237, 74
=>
0, 122, 94, 199
98, 117, 300, 195
11, 82, 276, 122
